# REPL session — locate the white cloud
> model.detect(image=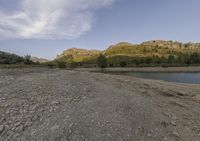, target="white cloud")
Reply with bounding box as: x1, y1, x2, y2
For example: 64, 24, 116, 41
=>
0, 0, 114, 39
